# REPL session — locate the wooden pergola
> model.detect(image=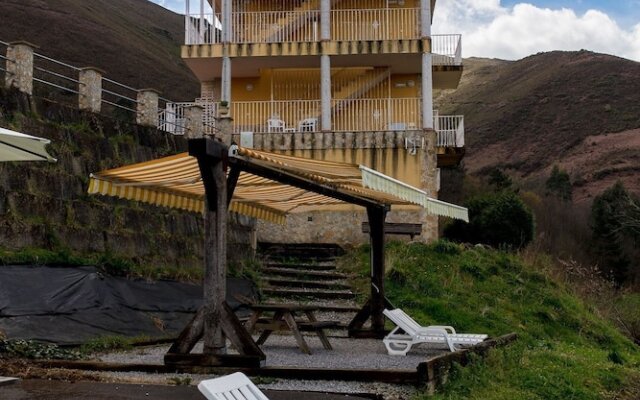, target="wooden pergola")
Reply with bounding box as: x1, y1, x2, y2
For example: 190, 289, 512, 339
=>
88, 137, 468, 368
